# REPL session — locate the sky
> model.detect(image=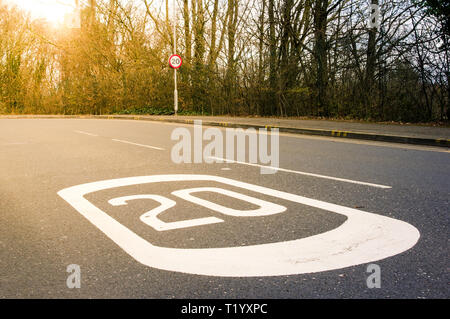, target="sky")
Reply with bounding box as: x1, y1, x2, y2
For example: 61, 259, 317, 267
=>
3, 0, 172, 26
3, 0, 80, 24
